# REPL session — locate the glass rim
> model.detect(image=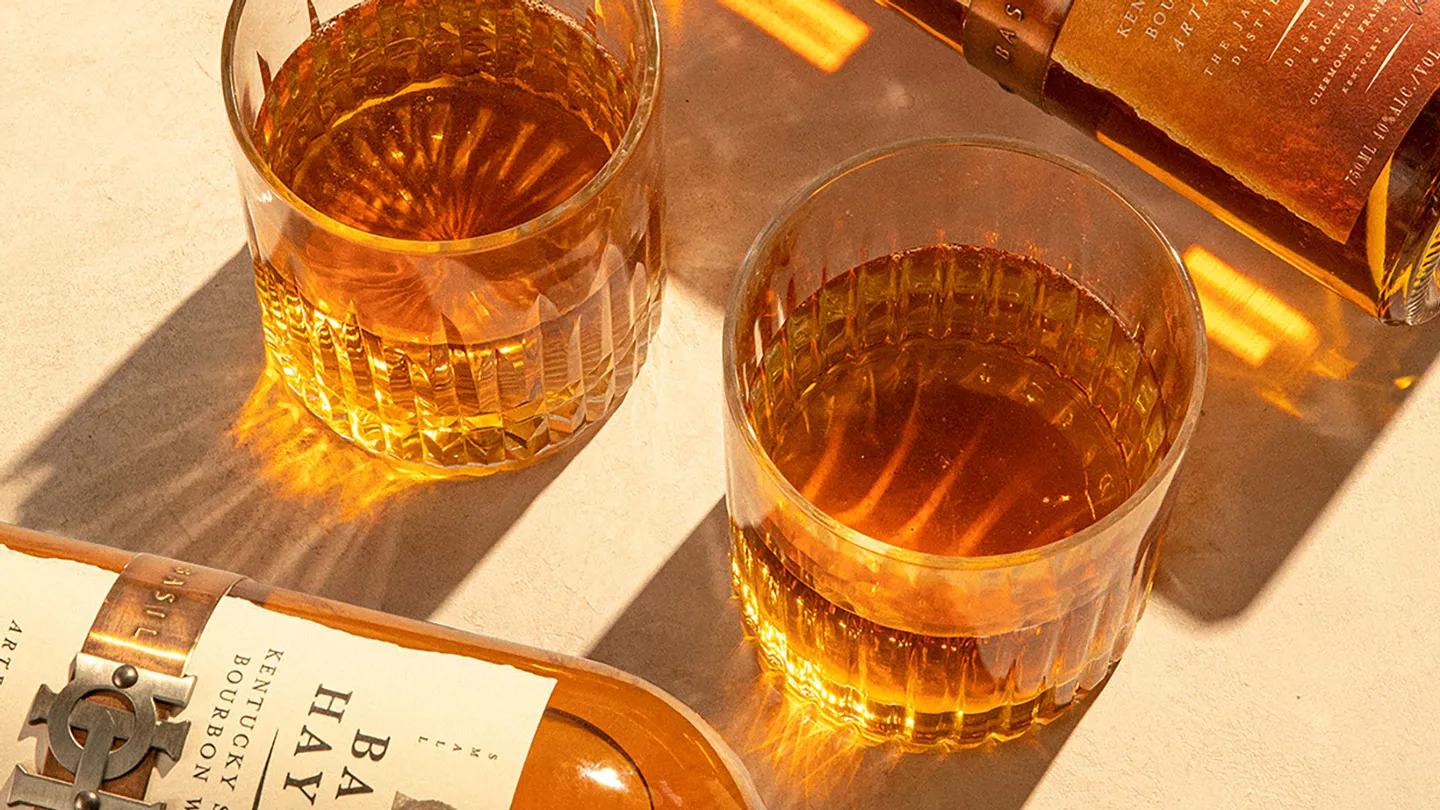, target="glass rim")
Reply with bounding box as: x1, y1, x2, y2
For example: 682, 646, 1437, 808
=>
722, 135, 1210, 572
220, 0, 662, 256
